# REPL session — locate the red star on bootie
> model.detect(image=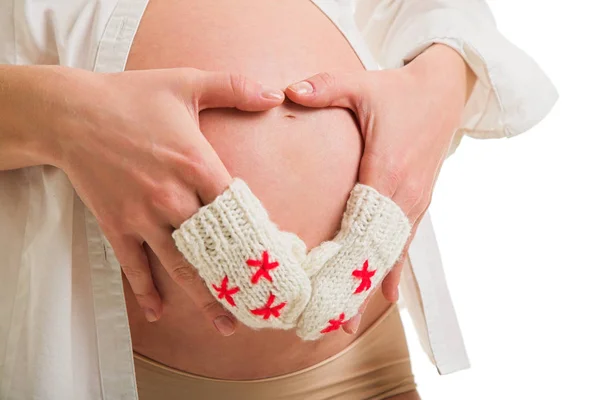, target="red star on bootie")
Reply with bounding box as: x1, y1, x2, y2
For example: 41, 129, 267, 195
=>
296, 183, 412, 341
172, 178, 312, 330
